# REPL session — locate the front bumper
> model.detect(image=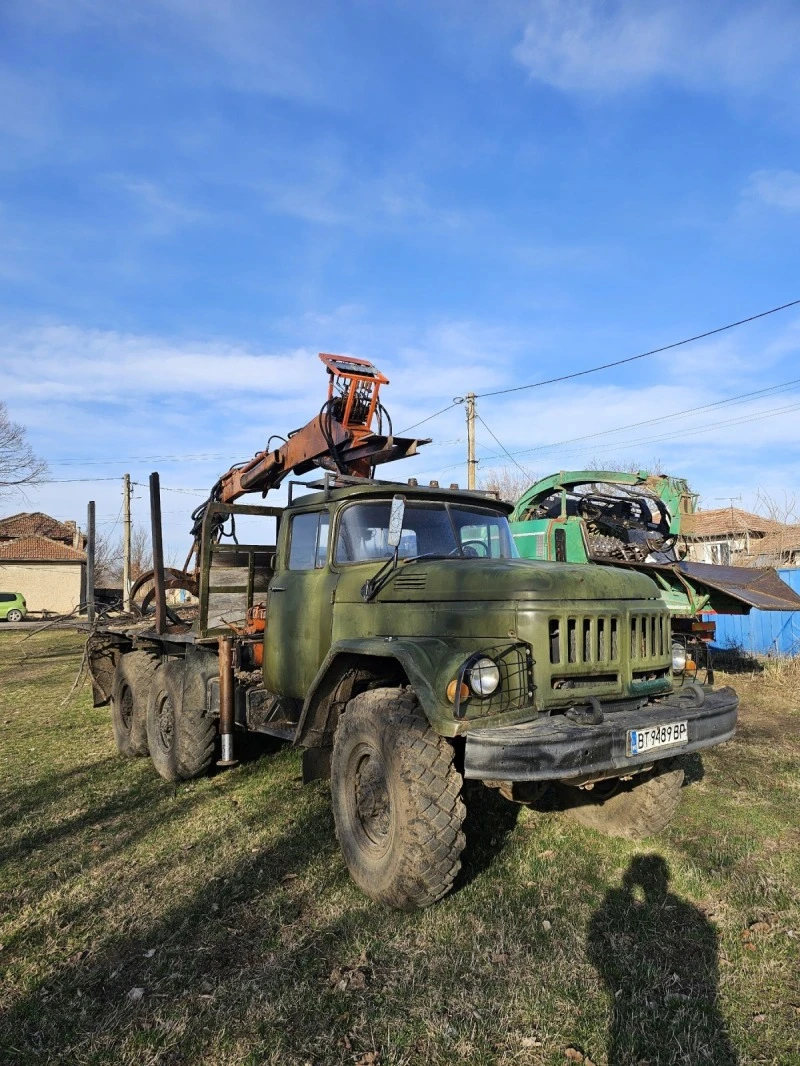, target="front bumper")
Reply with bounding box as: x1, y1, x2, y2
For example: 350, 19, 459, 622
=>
463, 686, 738, 782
